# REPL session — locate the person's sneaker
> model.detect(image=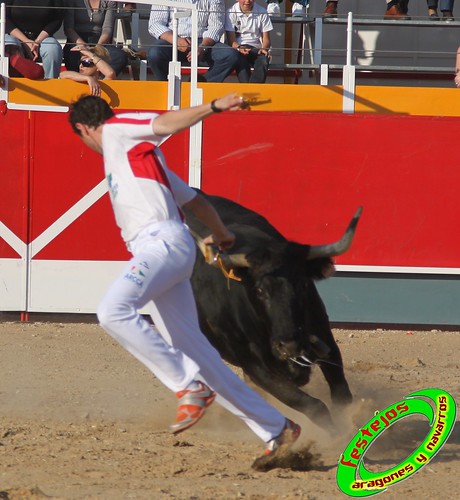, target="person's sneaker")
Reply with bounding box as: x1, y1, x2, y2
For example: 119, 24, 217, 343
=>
291, 3, 305, 16
442, 11, 454, 21
169, 381, 216, 434
251, 418, 301, 470
265, 418, 301, 455
267, 1, 280, 16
